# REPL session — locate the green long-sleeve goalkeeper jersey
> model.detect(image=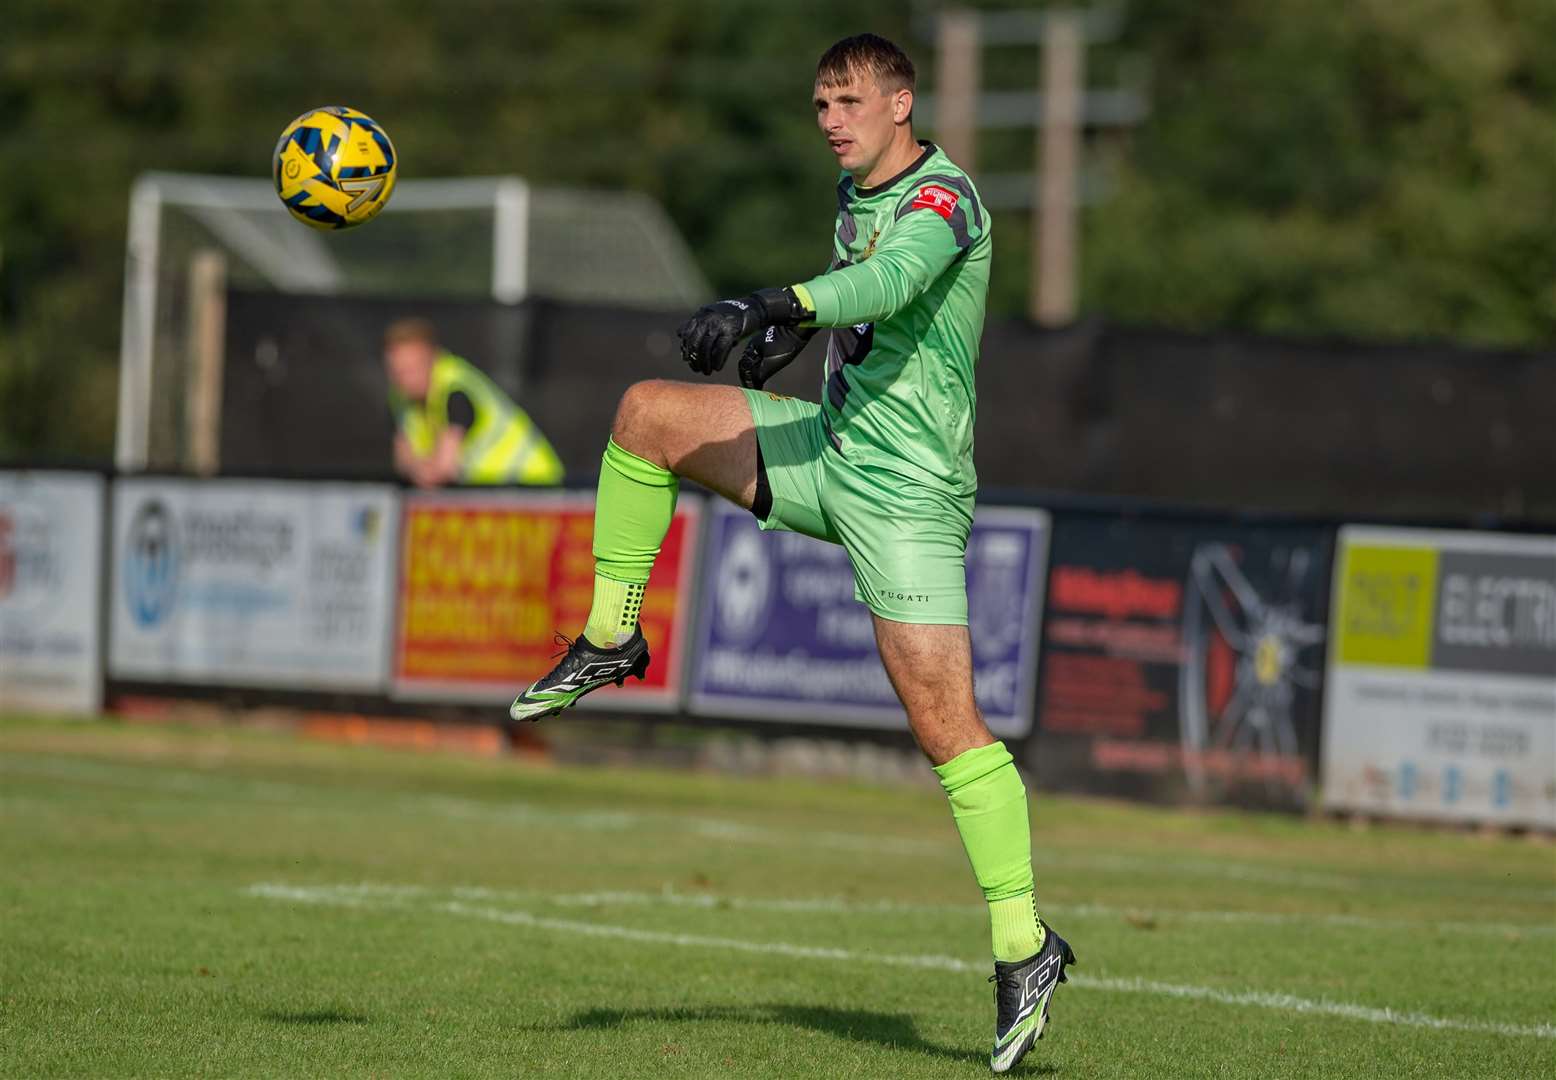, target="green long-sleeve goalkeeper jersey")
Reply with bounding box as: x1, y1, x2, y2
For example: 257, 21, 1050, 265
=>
791, 141, 990, 498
